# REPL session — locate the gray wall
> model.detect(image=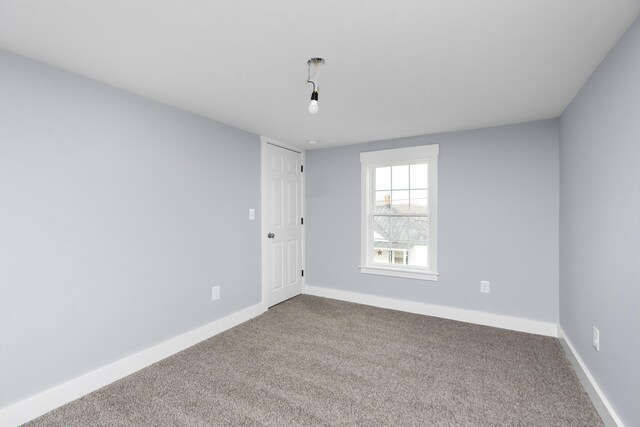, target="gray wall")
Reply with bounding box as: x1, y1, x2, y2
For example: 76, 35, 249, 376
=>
0, 51, 261, 408
559, 16, 640, 427
306, 120, 559, 323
